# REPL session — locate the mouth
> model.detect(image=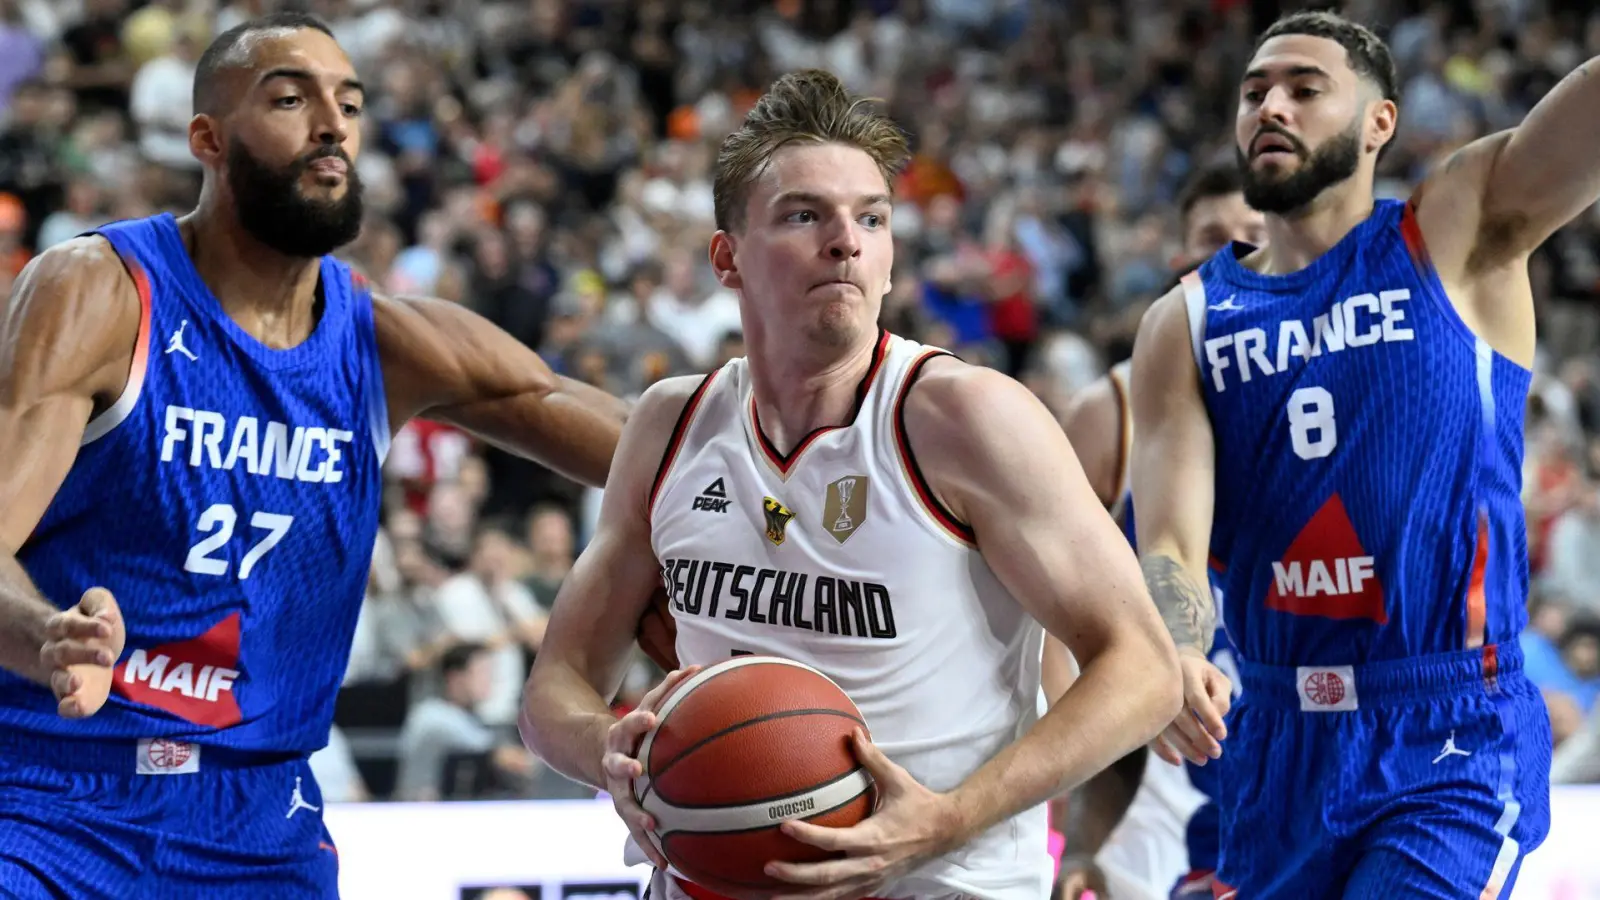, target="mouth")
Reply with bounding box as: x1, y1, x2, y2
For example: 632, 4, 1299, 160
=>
813, 278, 860, 292
1252, 133, 1299, 158
306, 157, 349, 179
